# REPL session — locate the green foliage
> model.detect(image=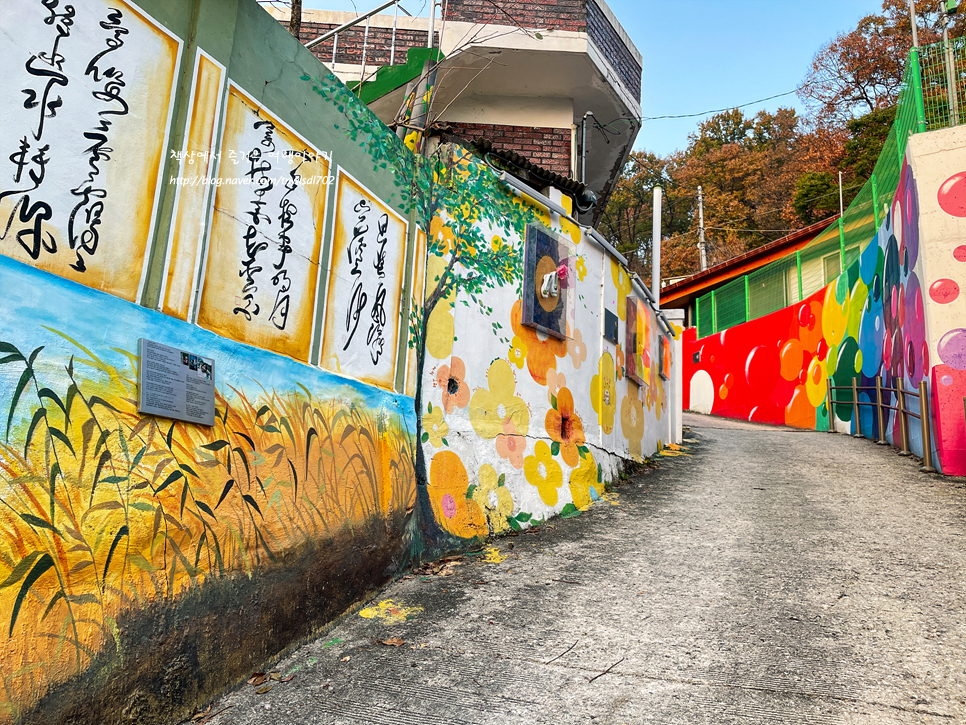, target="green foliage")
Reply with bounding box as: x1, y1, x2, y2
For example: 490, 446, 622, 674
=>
793, 172, 840, 225
841, 106, 896, 180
